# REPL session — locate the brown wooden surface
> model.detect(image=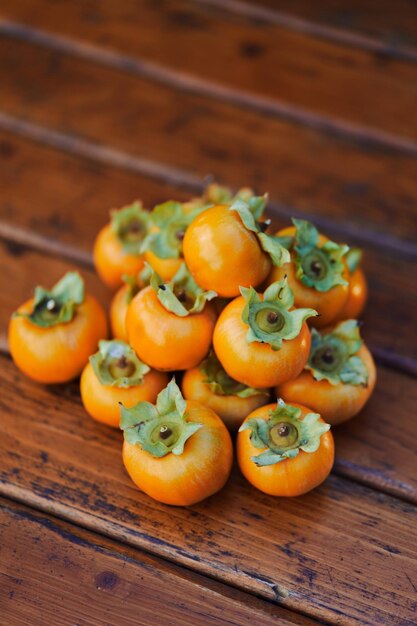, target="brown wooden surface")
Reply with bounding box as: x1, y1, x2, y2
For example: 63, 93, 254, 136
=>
1, 0, 417, 145
1, 3, 416, 625
1, 243, 416, 504
1, 133, 416, 374
1, 498, 315, 626
0, 354, 416, 626
1, 35, 417, 252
